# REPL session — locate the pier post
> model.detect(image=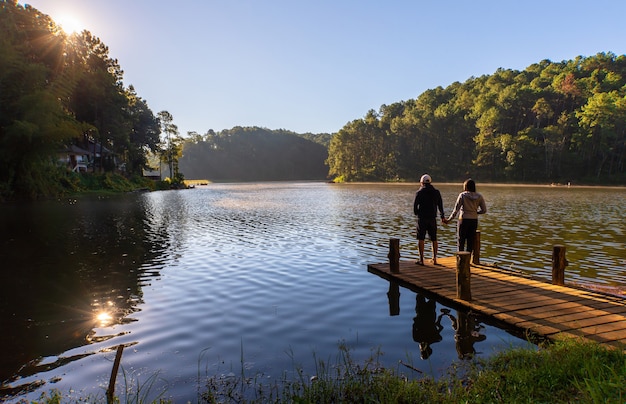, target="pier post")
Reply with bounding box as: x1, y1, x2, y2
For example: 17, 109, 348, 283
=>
472, 230, 481, 265
552, 245, 568, 286
387, 282, 400, 316
388, 238, 400, 273
456, 251, 472, 301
